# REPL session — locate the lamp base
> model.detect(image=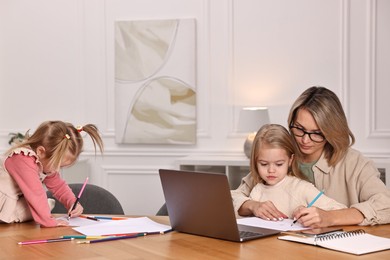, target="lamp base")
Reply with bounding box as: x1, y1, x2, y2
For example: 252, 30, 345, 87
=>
243, 132, 256, 159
